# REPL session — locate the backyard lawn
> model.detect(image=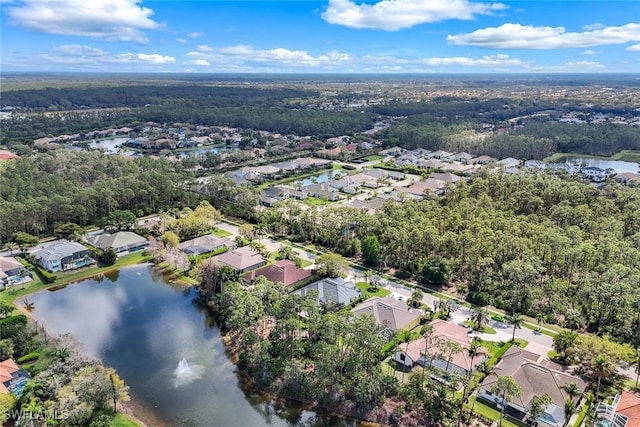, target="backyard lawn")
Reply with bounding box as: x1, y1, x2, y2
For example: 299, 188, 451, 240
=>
356, 282, 391, 298
466, 396, 524, 427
